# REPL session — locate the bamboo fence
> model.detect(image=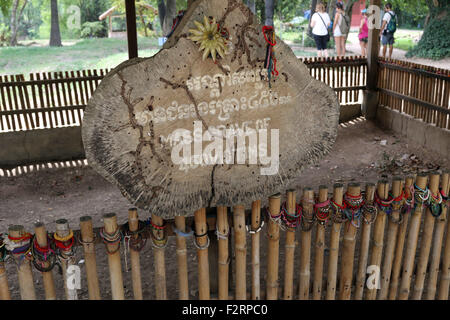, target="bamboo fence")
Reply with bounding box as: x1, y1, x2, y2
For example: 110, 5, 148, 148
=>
1, 172, 449, 300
